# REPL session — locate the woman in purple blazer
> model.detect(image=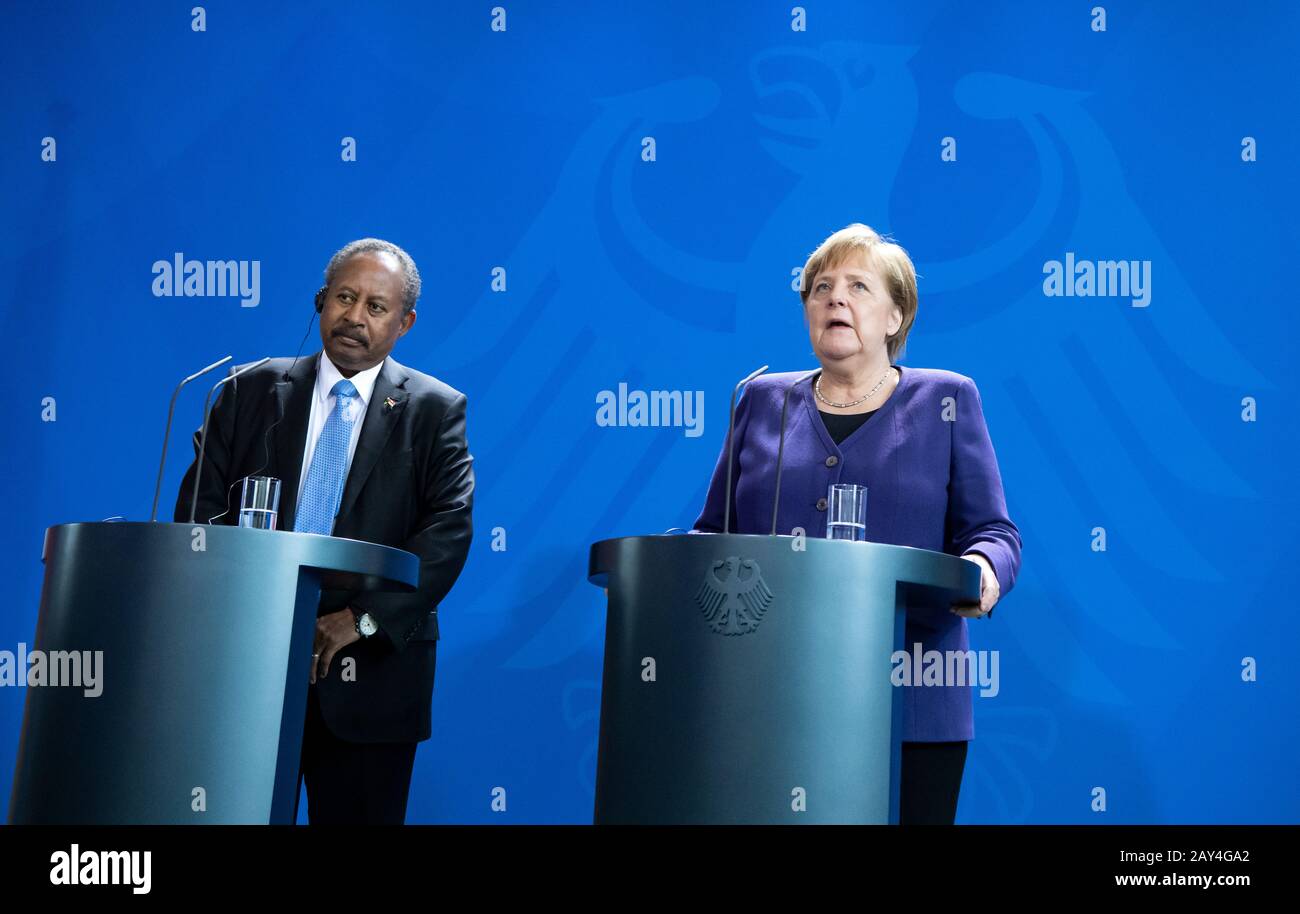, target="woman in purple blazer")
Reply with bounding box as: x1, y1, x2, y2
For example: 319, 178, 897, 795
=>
693, 223, 1022, 824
